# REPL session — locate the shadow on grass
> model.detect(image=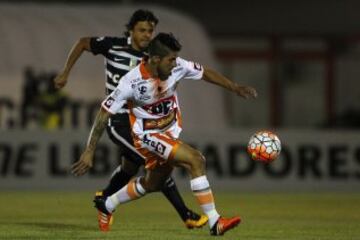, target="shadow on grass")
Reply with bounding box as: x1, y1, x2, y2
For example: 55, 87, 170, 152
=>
8, 221, 95, 231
